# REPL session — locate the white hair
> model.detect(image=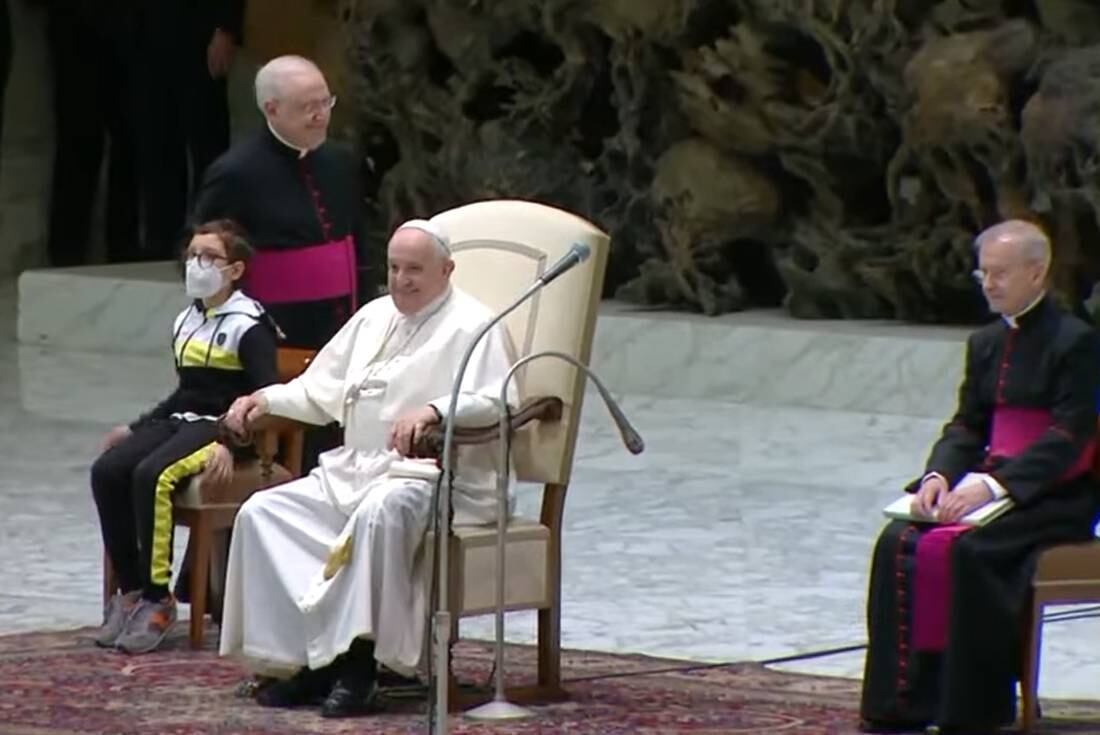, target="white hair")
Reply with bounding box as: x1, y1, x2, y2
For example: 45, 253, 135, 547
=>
395, 218, 452, 258
254, 55, 324, 109
974, 219, 1051, 271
